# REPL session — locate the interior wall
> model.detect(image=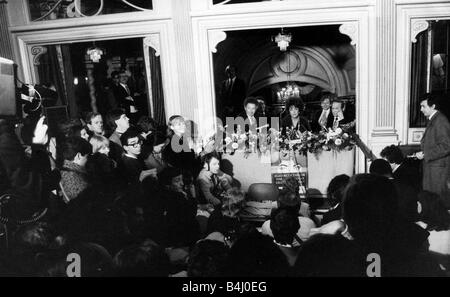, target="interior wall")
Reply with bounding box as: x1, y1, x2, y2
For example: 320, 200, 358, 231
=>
213, 27, 355, 99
